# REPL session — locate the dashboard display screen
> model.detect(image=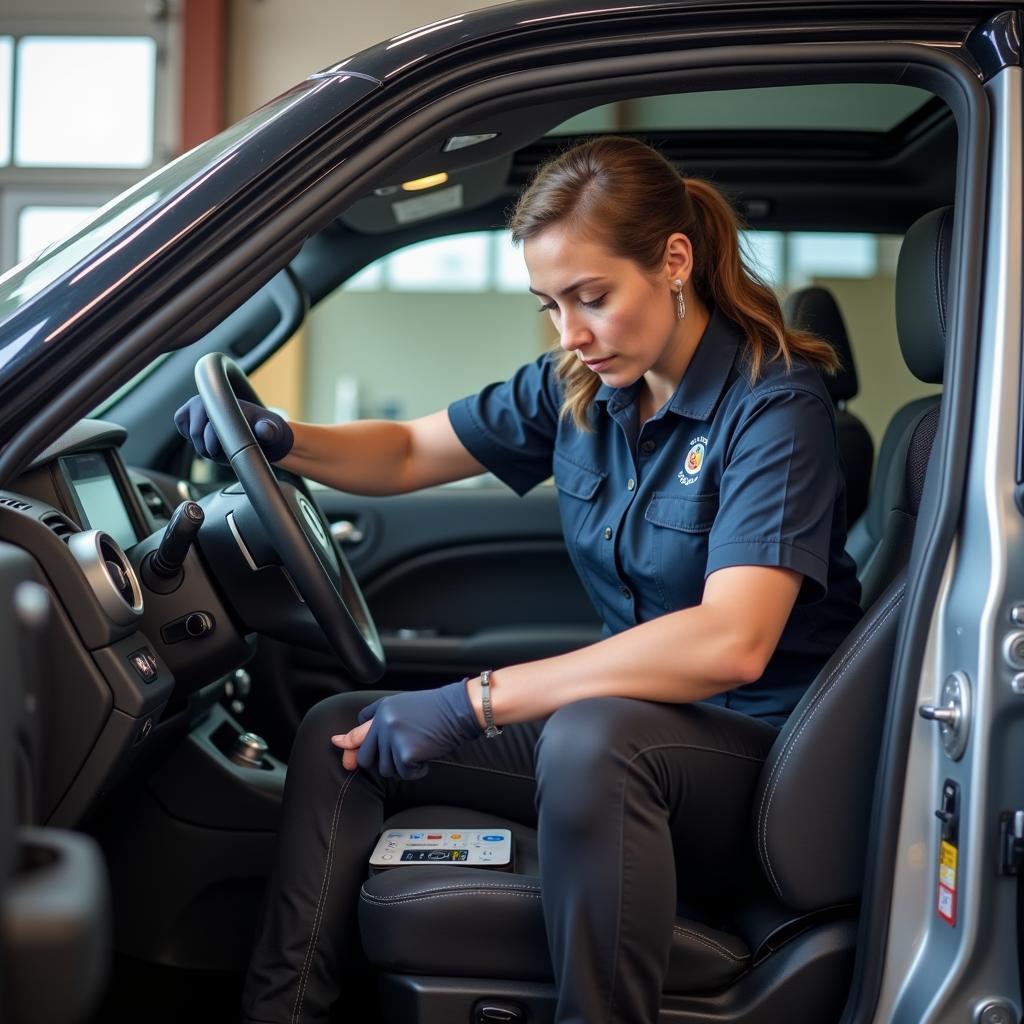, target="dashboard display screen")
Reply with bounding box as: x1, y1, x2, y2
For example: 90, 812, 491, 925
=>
63, 452, 137, 550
